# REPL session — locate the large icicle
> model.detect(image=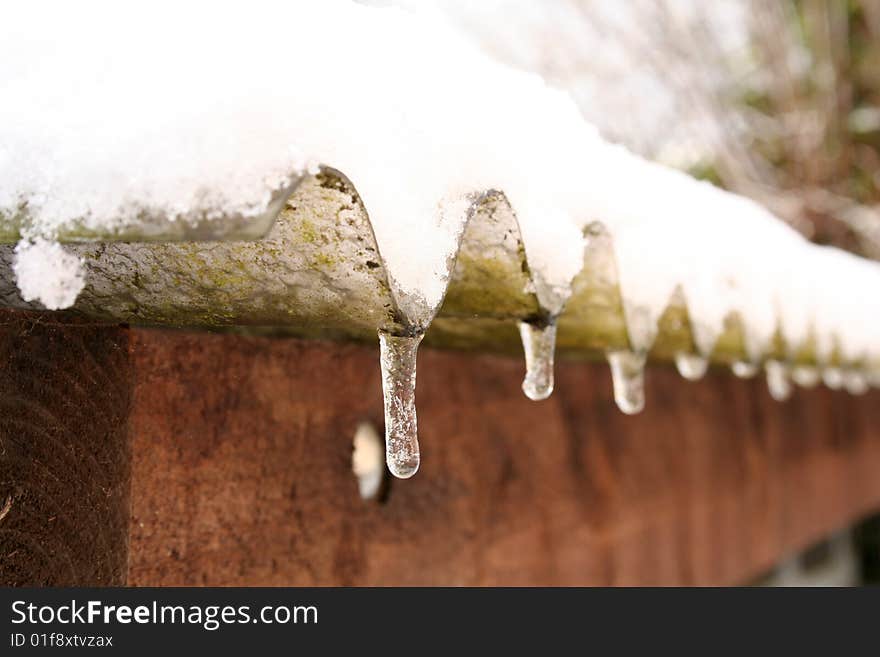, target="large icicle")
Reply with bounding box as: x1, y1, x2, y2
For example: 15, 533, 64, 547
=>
378, 330, 424, 479
518, 319, 557, 401
606, 350, 646, 415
